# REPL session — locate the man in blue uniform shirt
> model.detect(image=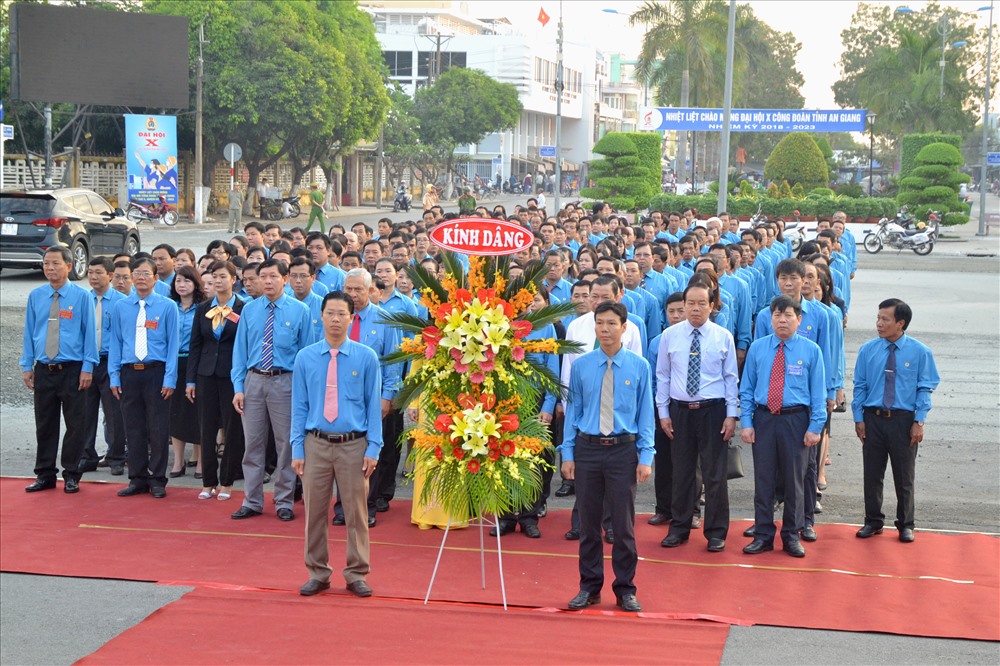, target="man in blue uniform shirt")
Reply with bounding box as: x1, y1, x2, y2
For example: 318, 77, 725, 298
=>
21, 246, 99, 494
109, 256, 179, 498
306, 232, 346, 293
853, 299, 939, 543
740, 296, 827, 558
231, 259, 314, 521
288, 257, 325, 341
562, 302, 654, 614
293, 291, 382, 598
